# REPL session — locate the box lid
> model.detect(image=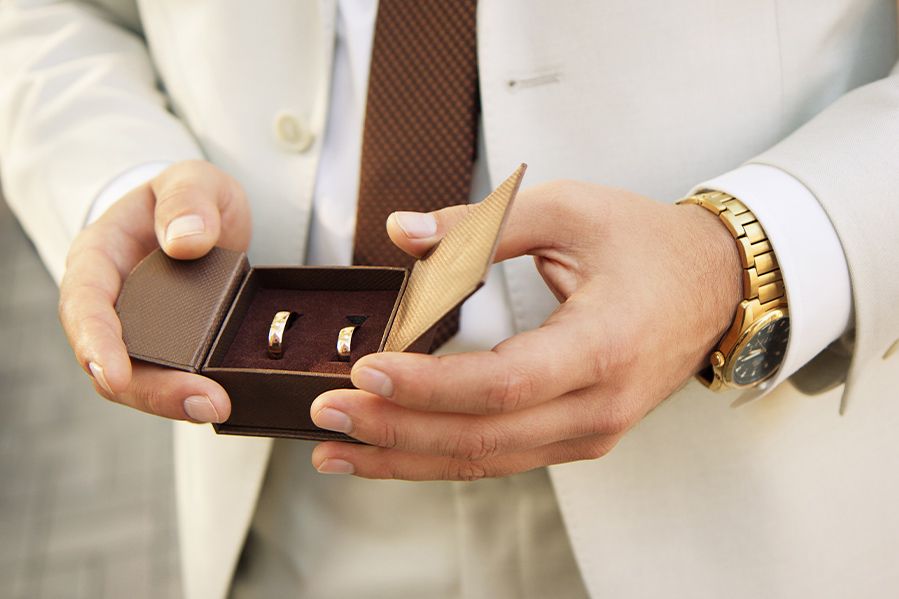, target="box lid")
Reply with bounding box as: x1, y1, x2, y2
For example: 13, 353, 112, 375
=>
384, 164, 526, 352
115, 247, 250, 372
